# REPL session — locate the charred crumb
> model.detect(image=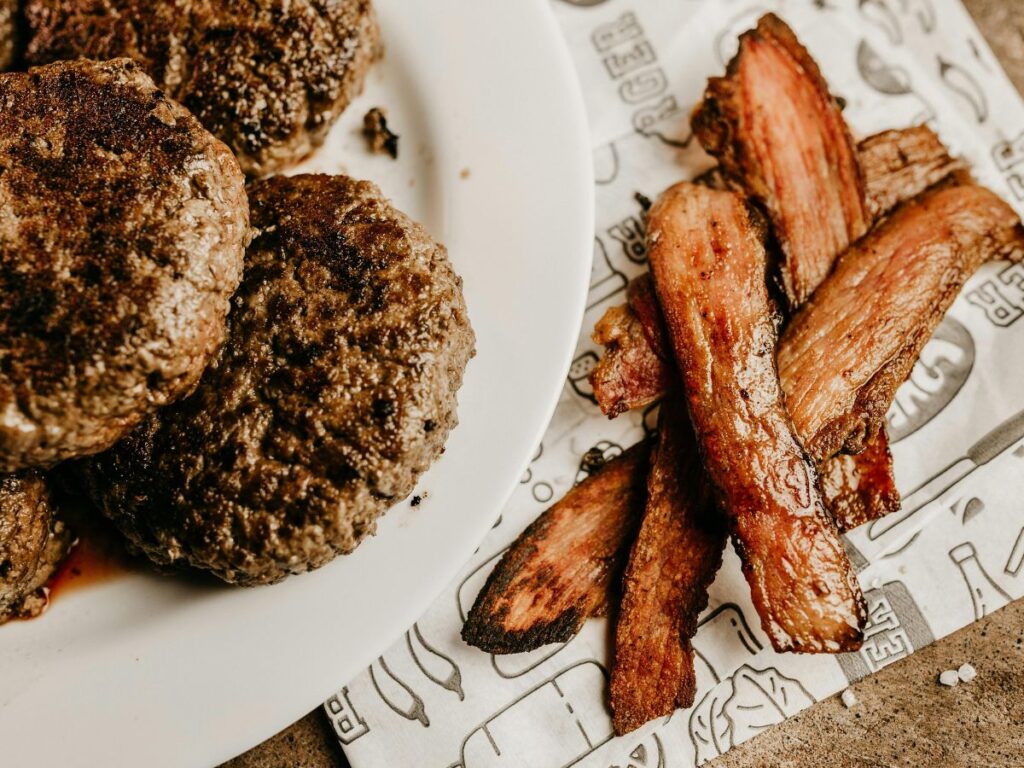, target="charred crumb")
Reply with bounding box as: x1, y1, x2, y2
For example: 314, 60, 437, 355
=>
363, 107, 399, 159
410, 495, 421, 507
635, 192, 653, 211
